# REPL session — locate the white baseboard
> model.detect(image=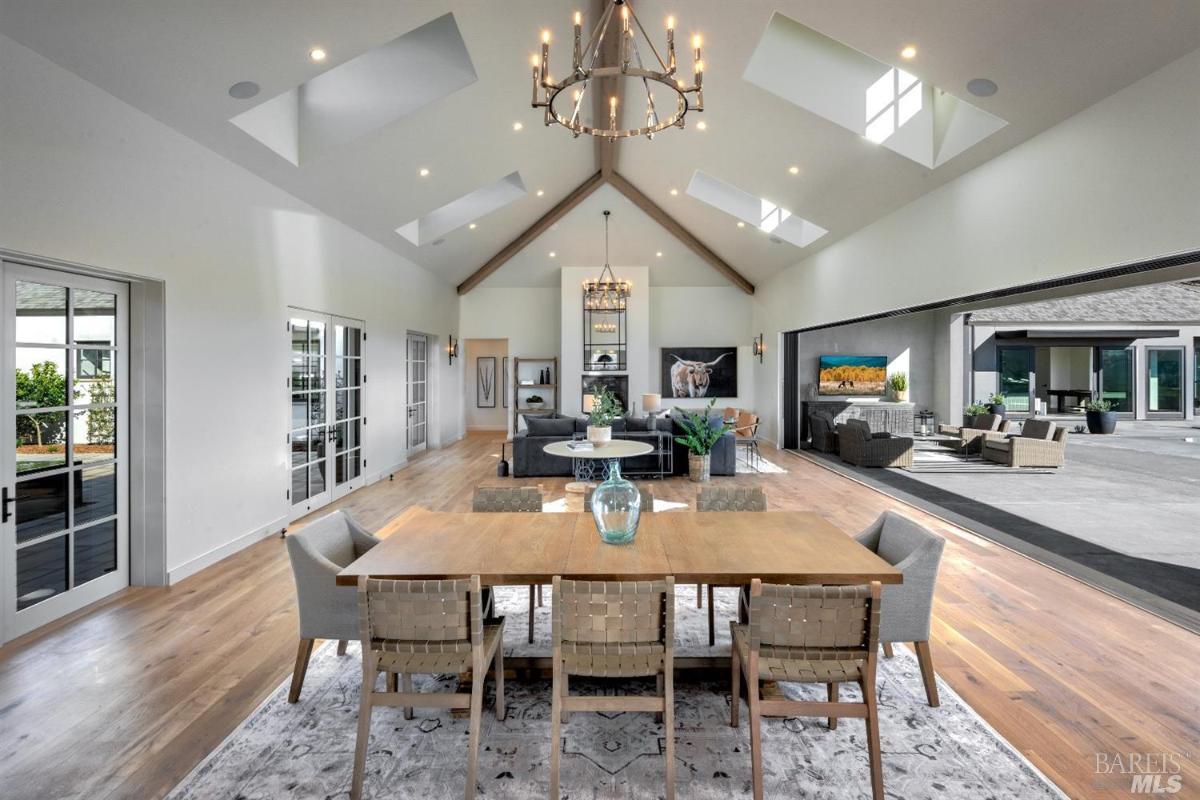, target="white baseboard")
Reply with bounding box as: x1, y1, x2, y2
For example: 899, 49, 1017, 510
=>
167, 514, 286, 584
